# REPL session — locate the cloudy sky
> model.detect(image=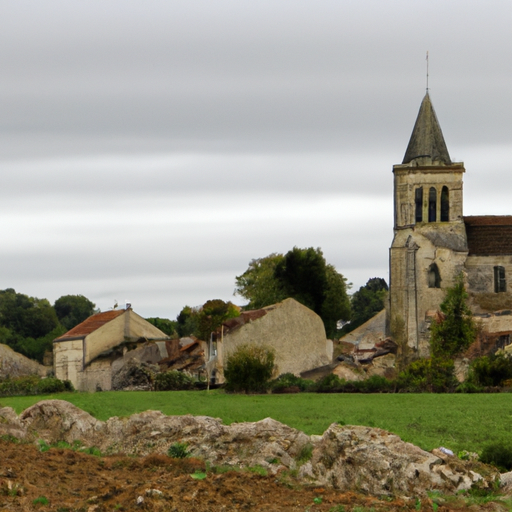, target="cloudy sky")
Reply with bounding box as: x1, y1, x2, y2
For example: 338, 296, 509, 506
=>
2, 0, 512, 319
